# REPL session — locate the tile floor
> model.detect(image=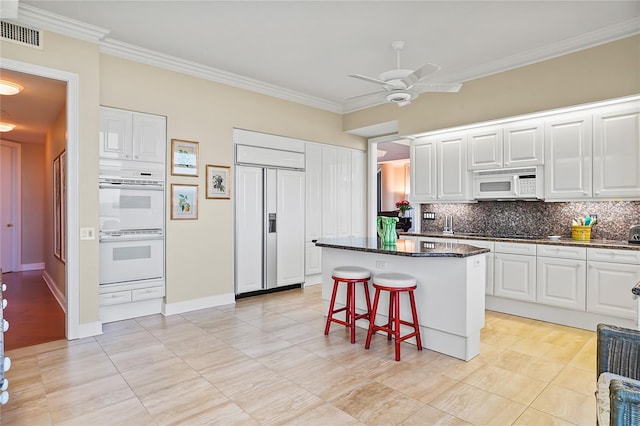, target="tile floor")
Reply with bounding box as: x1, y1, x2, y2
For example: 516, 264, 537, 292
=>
1, 285, 597, 425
